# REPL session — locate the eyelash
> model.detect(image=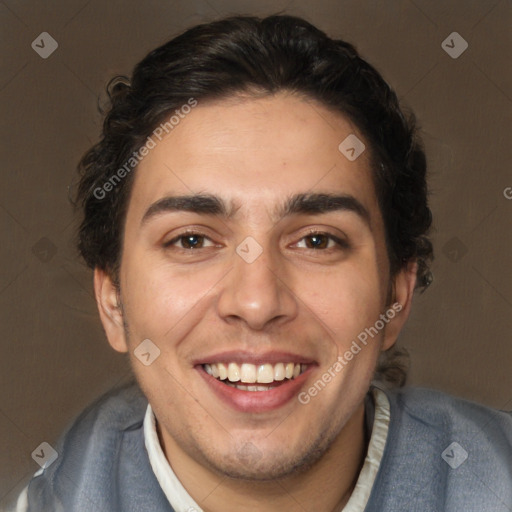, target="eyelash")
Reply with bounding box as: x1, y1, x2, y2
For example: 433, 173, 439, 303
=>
163, 230, 349, 252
